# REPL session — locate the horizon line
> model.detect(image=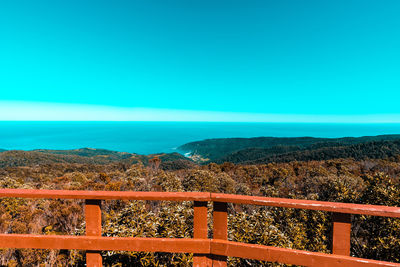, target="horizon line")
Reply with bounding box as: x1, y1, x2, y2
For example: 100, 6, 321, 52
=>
1, 101, 400, 123
1, 120, 400, 124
